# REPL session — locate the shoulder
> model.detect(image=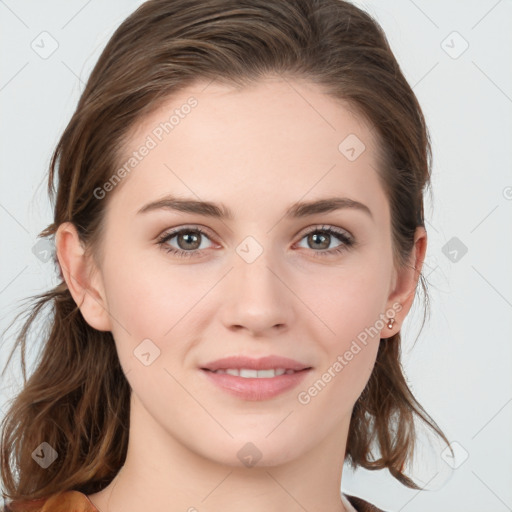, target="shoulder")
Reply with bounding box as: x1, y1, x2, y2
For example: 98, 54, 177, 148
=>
344, 493, 389, 512
4, 491, 98, 512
